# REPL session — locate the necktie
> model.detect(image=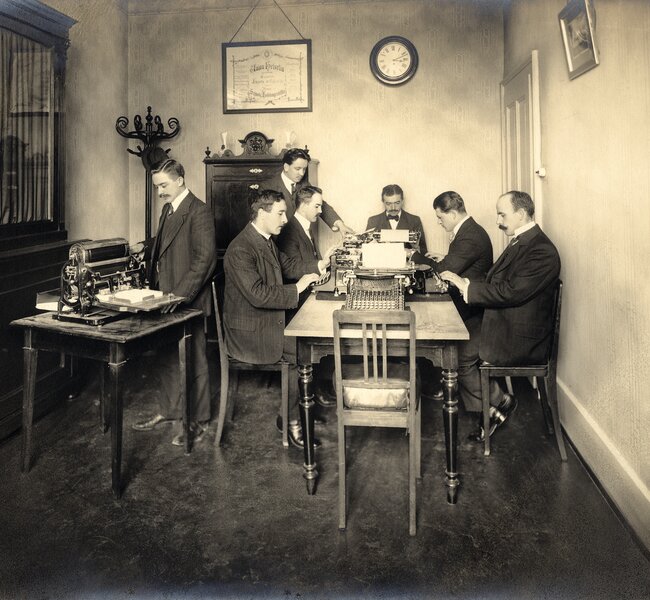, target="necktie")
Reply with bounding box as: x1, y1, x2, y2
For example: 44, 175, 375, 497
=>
267, 238, 279, 264
508, 236, 519, 246
387, 214, 399, 221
